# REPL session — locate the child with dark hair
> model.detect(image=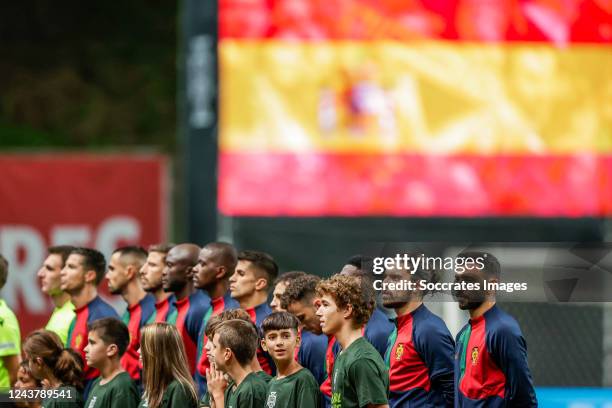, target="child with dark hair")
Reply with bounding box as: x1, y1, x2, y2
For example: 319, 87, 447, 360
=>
83, 318, 140, 408
210, 319, 268, 408
23, 330, 84, 407
262, 312, 321, 408
201, 309, 271, 408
